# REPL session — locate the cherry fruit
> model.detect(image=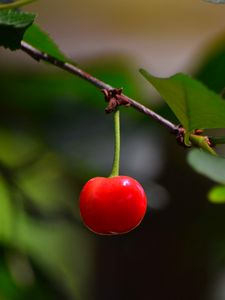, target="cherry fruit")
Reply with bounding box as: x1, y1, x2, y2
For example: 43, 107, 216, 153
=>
79, 175, 147, 235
